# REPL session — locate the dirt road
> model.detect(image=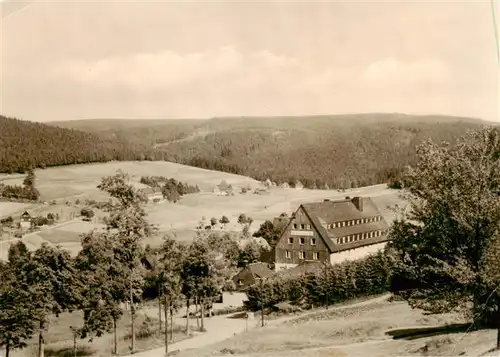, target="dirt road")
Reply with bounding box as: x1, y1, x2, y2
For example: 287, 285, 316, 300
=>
126, 294, 392, 357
